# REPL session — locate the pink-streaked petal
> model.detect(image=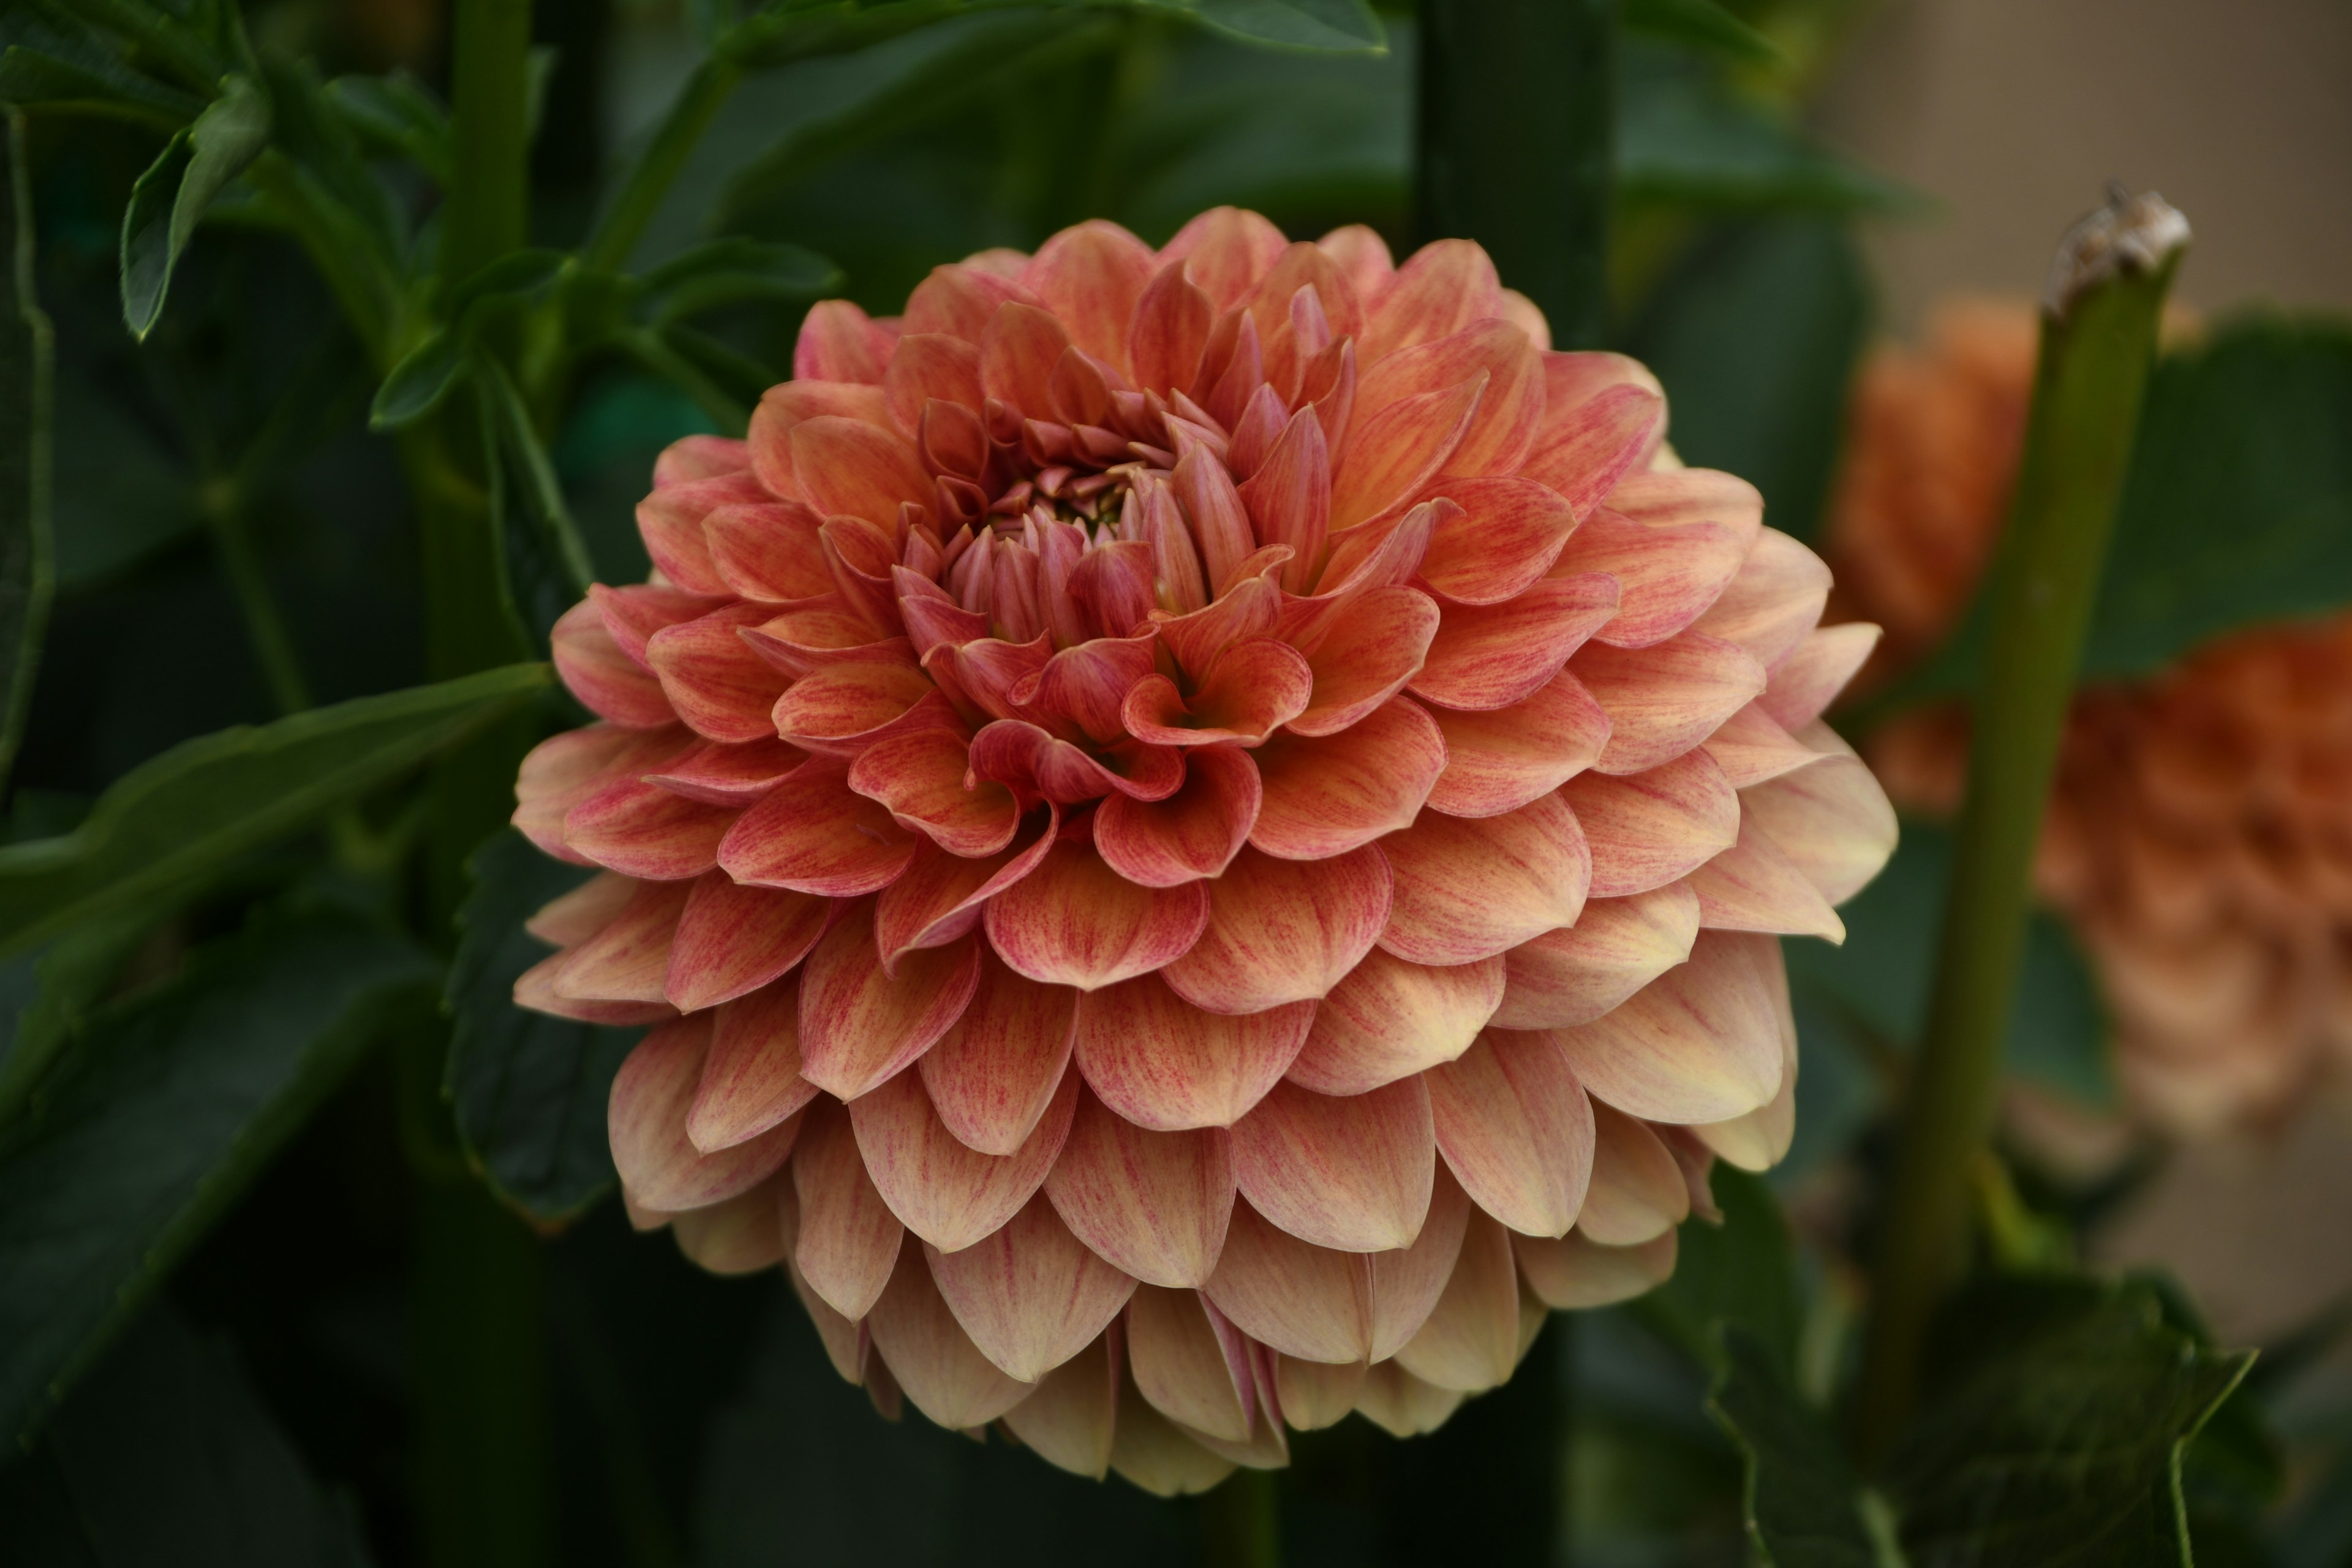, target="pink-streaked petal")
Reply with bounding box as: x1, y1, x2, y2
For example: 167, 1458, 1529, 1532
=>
1493, 882, 1702, 1030
644, 606, 791, 744
1362, 1163, 1472, 1362
1743, 722, 1898, 904
1286, 948, 1504, 1096
1520, 382, 1664, 520
671, 1178, 787, 1275
1409, 574, 1619, 712
513, 952, 673, 1025
770, 660, 940, 757
1701, 702, 1821, 790
526, 870, 636, 947
1125, 1285, 1256, 1442
1424, 669, 1610, 817
1250, 698, 1445, 859
1426, 1028, 1595, 1238
1202, 1199, 1374, 1365
1554, 506, 1751, 652
1023, 221, 1158, 375
746, 380, 891, 499
1691, 528, 1831, 670
1359, 238, 1502, 367
873, 808, 1058, 971
635, 473, 764, 594
790, 417, 934, 529
847, 727, 1018, 858
865, 1238, 1035, 1428
1283, 586, 1442, 737
1044, 1088, 1235, 1288
1315, 223, 1392, 303
1392, 1207, 1521, 1392
883, 333, 984, 437
903, 262, 1038, 342
1236, 410, 1332, 593
1548, 930, 1785, 1124
1687, 813, 1845, 941
515, 724, 693, 864
1377, 792, 1591, 965
1151, 573, 1281, 683
643, 736, 805, 808
926, 1192, 1136, 1382
1108, 1364, 1237, 1497
984, 836, 1210, 990
1760, 622, 1882, 733
655, 433, 750, 487
554, 600, 676, 728
688, 974, 820, 1152
979, 301, 1072, 417
1415, 476, 1577, 605
1275, 1354, 1369, 1431
1687, 942, 1798, 1174
848, 1060, 1078, 1251
551, 878, 690, 1003
1159, 206, 1288, 312
1001, 1332, 1118, 1481
1094, 747, 1261, 888
740, 601, 916, 680
1129, 260, 1216, 400
1574, 630, 1767, 777
1352, 1362, 1464, 1439
718, 756, 919, 895
591, 582, 730, 668
797, 905, 981, 1100
1355, 319, 1543, 479
796, 298, 894, 383
609, 1015, 800, 1212
1516, 1228, 1677, 1310
918, 951, 1077, 1157
1073, 975, 1314, 1131
1029, 633, 1159, 746
1330, 375, 1485, 532
965, 719, 1185, 807
1563, 749, 1740, 899
1230, 1077, 1434, 1253
1577, 1101, 1691, 1245
792, 1101, 904, 1319
564, 775, 737, 881
1161, 845, 1391, 1014
1123, 638, 1313, 748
